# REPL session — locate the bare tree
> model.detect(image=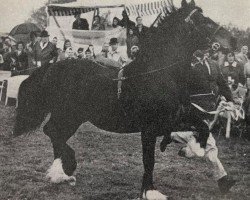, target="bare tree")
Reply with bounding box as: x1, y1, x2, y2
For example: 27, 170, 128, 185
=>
26, 0, 76, 28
